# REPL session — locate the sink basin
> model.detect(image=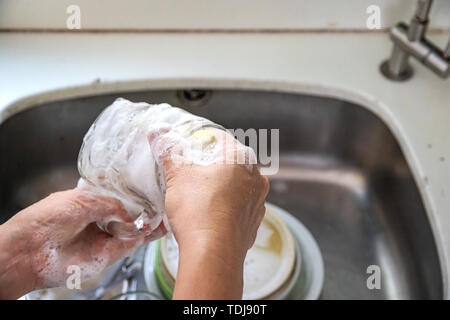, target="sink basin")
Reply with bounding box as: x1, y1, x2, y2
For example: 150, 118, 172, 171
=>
0, 88, 442, 299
